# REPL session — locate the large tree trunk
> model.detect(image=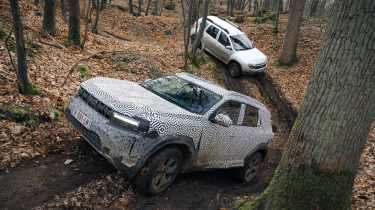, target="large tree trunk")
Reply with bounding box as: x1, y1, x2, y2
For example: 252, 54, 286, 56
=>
278, 0, 306, 65
42, 0, 56, 36
67, 0, 80, 45
10, 0, 33, 94
249, 0, 375, 209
